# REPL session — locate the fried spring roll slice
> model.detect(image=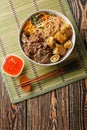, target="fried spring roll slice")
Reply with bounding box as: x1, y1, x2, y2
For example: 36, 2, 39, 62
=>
54, 24, 73, 44
64, 40, 72, 49
60, 24, 73, 38
54, 32, 67, 44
